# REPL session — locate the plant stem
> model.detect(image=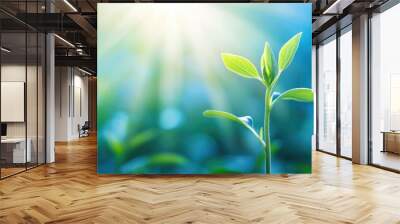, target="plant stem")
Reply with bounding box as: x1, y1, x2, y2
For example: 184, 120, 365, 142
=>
264, 88, 272, 174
